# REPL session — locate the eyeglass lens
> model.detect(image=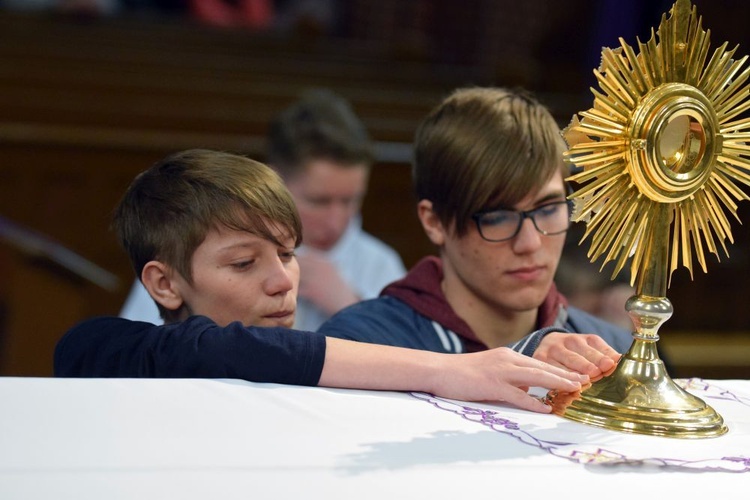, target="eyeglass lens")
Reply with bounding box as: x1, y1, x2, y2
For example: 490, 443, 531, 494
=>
476, 202, 570, 242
